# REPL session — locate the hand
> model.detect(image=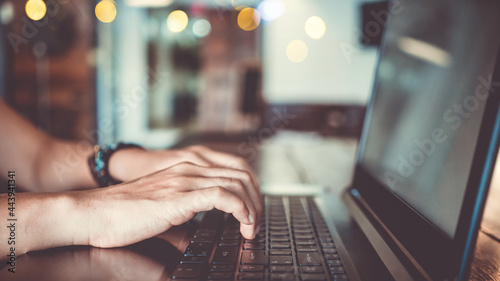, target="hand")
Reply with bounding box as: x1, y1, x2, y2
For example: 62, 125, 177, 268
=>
84, 161, 261, 249
108, 145, 263, 223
